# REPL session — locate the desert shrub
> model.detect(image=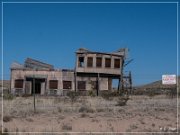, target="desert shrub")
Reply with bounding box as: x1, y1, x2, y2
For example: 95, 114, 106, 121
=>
62, 124, 72, 131
101, 91, 119, 100
116, 96, 129, 106
58, 107, 62, 113
80, 113, 89, 118
3, 93, 14, 100
148, 90, 156, 97
129, 124, 138, 130
146, 89, 161, 97
133, 89, 144, 95
96, 108, 104, 112
88, 90, 96, 97
3, 116, 12, 122
79, 106, 94, 113
67, 91, 79, 104
26, 118, 33, 122
22, 94, 31, 97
